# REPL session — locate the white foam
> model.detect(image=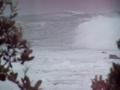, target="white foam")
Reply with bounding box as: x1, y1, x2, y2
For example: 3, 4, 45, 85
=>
73, 15, 120, 50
